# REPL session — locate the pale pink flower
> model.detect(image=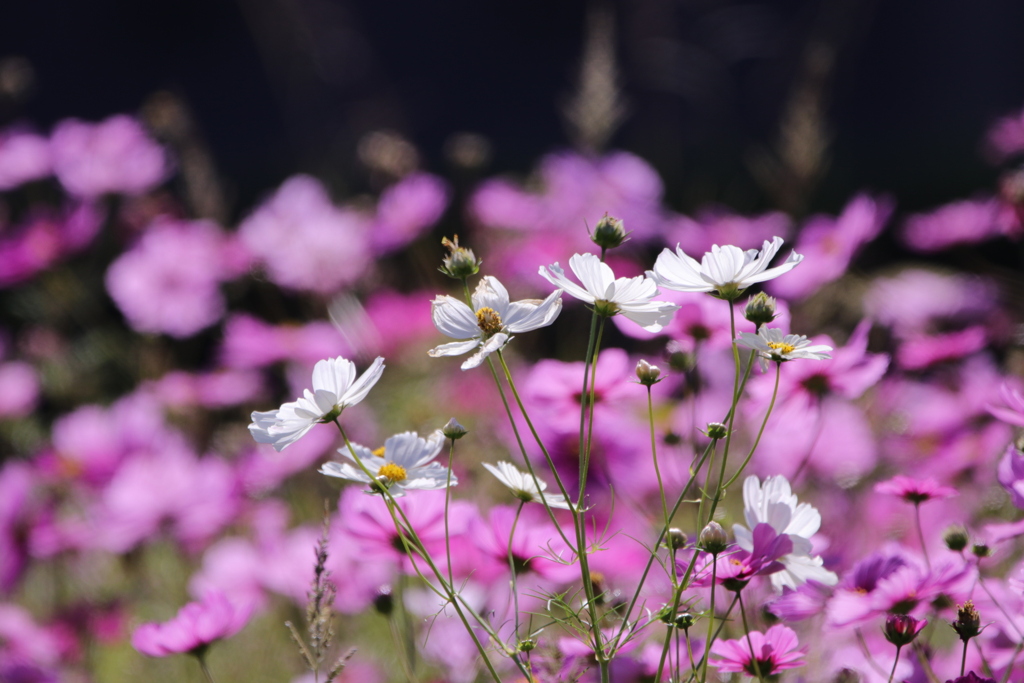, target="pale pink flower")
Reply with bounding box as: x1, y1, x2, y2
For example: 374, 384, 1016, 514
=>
0, 129, 51, 190
131, 591, 251, 657
50, 115, 168, 197
708, 624, 806, 676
